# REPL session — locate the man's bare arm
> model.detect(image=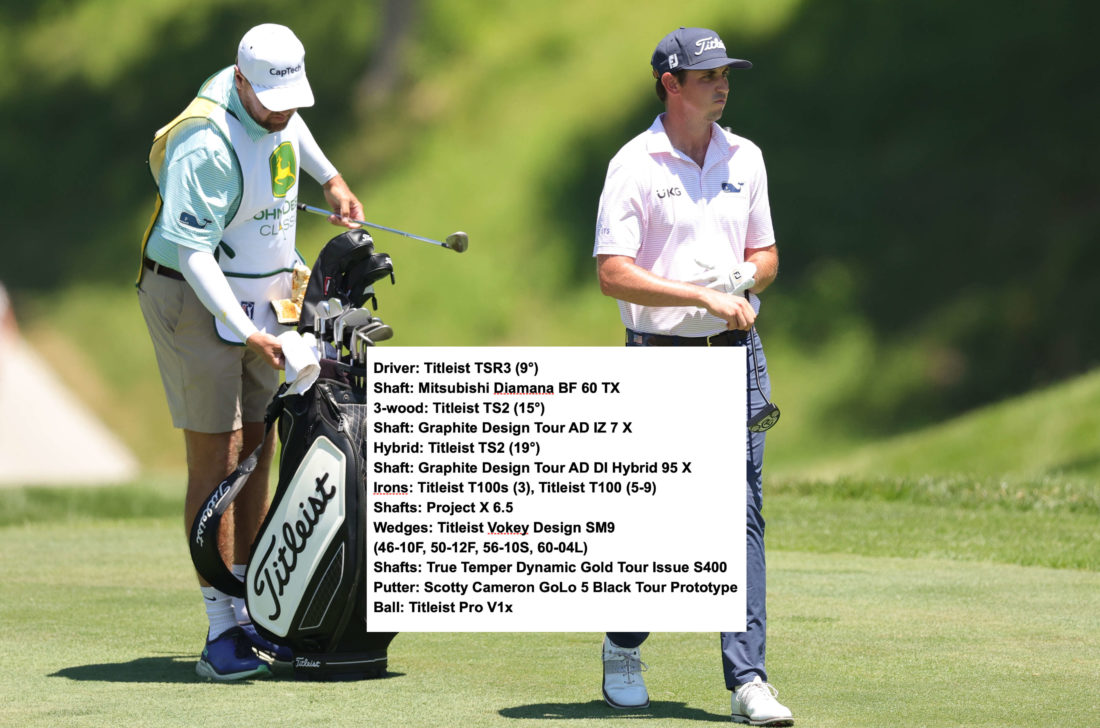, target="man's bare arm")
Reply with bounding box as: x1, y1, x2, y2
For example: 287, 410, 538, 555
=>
596, 254, 756, 330
745, 244, 778, 294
